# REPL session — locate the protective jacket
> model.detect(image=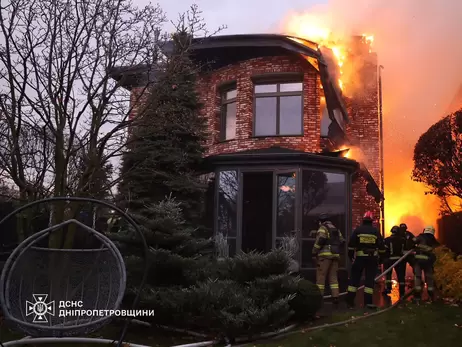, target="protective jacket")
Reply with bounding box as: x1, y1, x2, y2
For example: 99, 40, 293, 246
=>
403, 230, 416, 251
348, 222, 386, 259
414, 233, 440, 264
384, 232, 406, 260
312, 221, 345, 259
